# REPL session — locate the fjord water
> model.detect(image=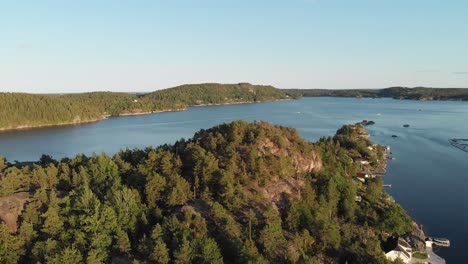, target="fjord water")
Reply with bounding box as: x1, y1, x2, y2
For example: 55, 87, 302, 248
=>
1, 97, 467, 262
